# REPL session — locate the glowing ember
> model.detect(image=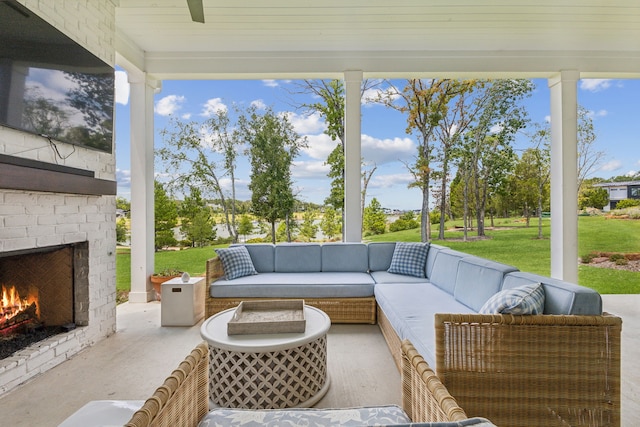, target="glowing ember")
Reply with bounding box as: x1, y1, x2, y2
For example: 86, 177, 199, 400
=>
1, 285, 38, 324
